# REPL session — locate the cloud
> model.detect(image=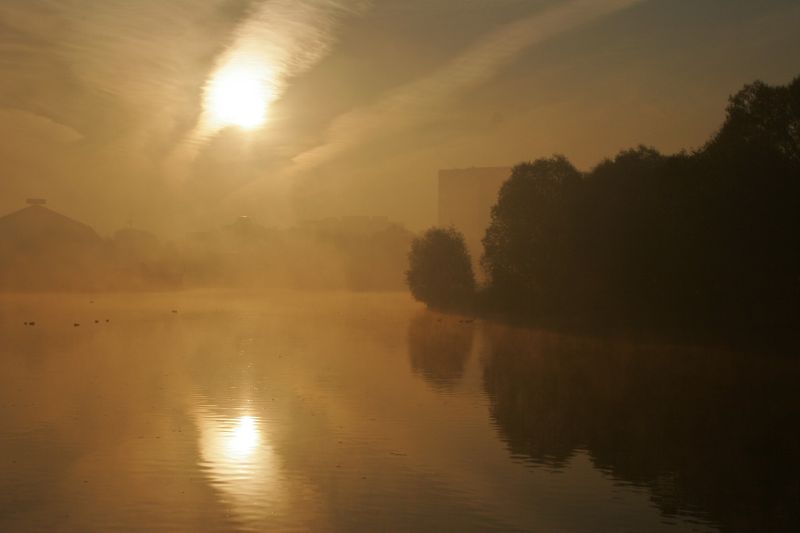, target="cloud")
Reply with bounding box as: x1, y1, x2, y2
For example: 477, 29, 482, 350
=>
0, 109, 83, 144
0, 0, 255, 229
193, 0, 372, 136
286, 0, 642, 175
169, 0, 372, 176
